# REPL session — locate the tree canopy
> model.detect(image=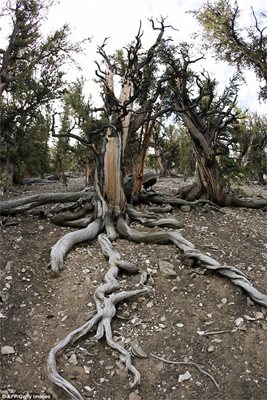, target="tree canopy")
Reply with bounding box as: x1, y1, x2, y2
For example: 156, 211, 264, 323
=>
0, 0, 85, 189
193, 0, 267, 100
